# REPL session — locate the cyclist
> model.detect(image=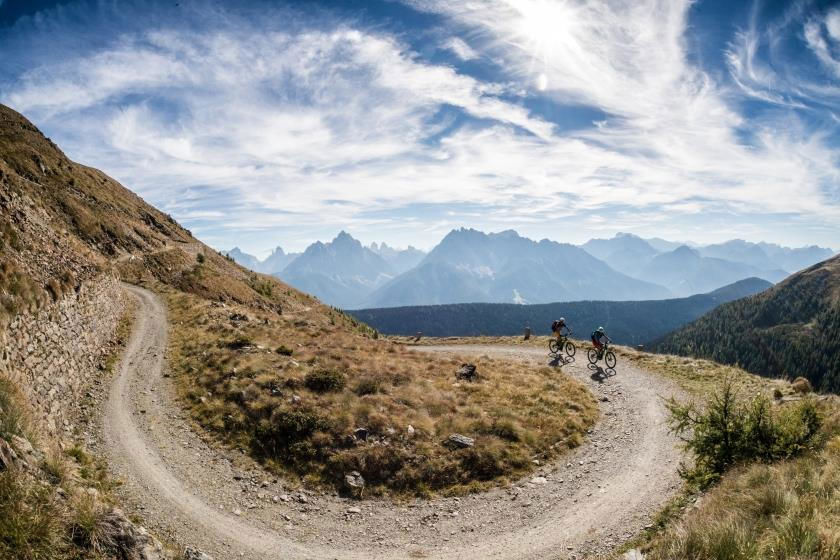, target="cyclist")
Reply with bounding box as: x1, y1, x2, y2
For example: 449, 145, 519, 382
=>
591, 326, 611, 356
551, 318, 570, 339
